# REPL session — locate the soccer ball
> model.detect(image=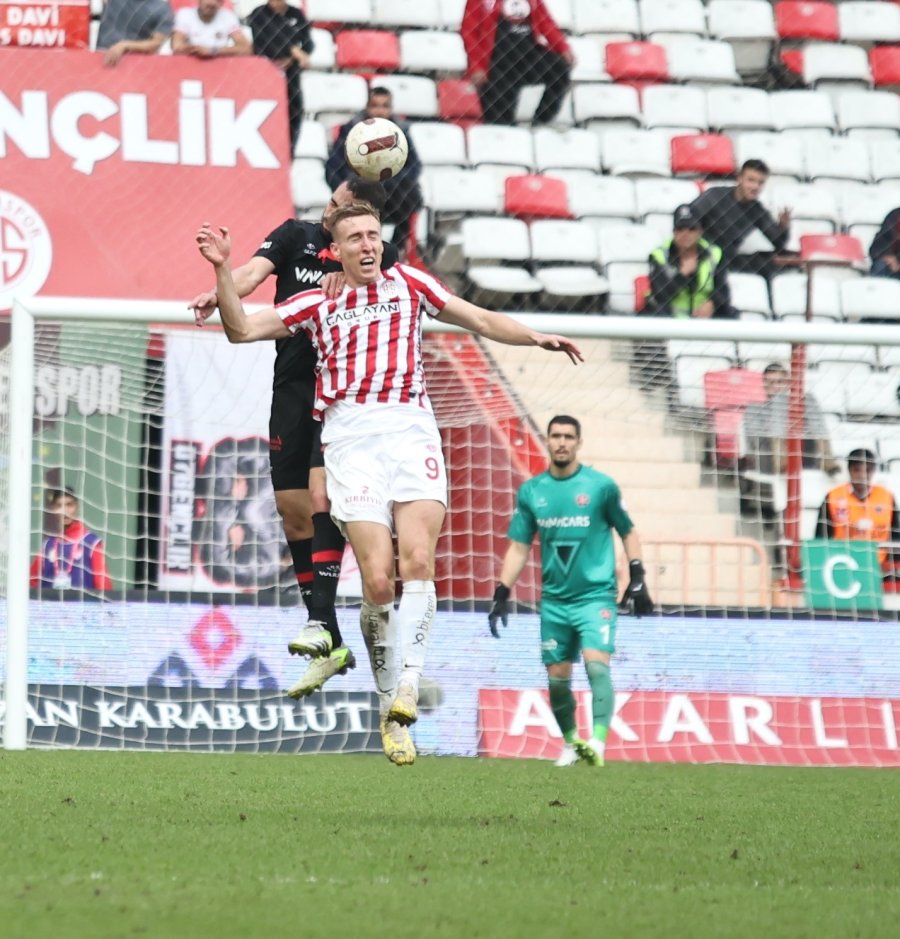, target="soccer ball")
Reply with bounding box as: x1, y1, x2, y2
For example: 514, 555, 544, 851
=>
344, 117, 409, 182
